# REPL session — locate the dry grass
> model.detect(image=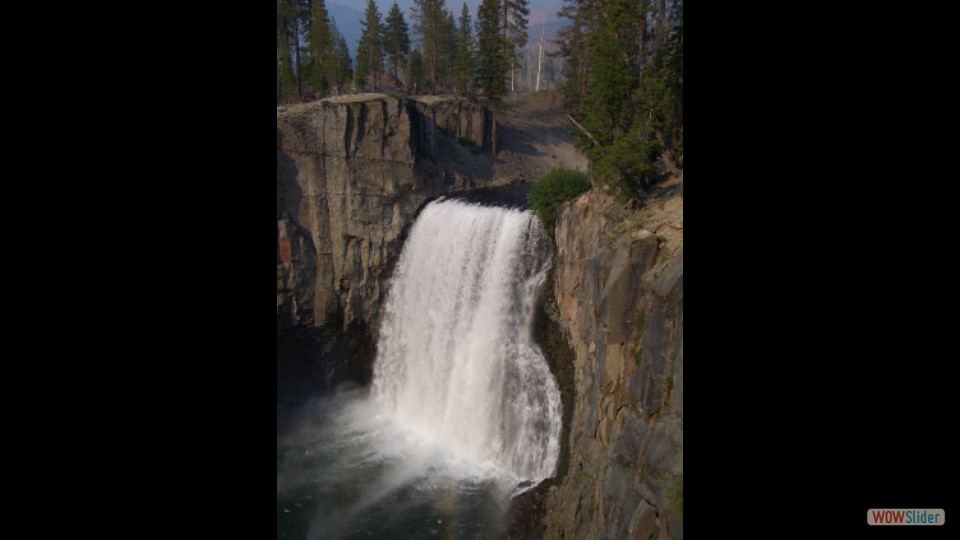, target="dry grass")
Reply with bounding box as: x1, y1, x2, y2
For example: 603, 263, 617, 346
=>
409, 94, 459, 105
321, 92, 391, 104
